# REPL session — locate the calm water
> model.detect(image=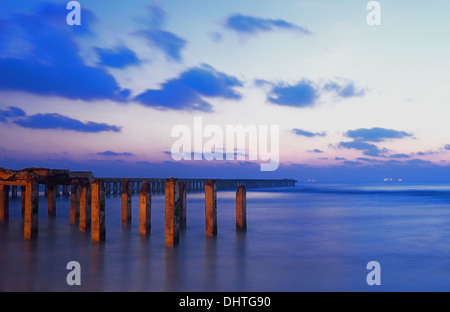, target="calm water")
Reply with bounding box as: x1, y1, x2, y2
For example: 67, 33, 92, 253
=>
2, 182, 450, 292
